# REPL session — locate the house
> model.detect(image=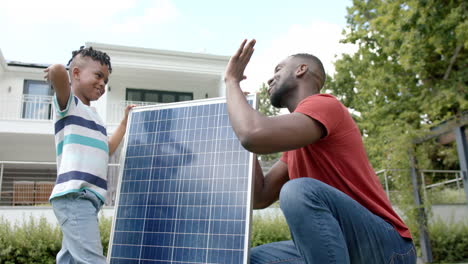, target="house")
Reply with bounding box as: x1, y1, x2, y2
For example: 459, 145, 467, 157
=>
0, 42, 230, 207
